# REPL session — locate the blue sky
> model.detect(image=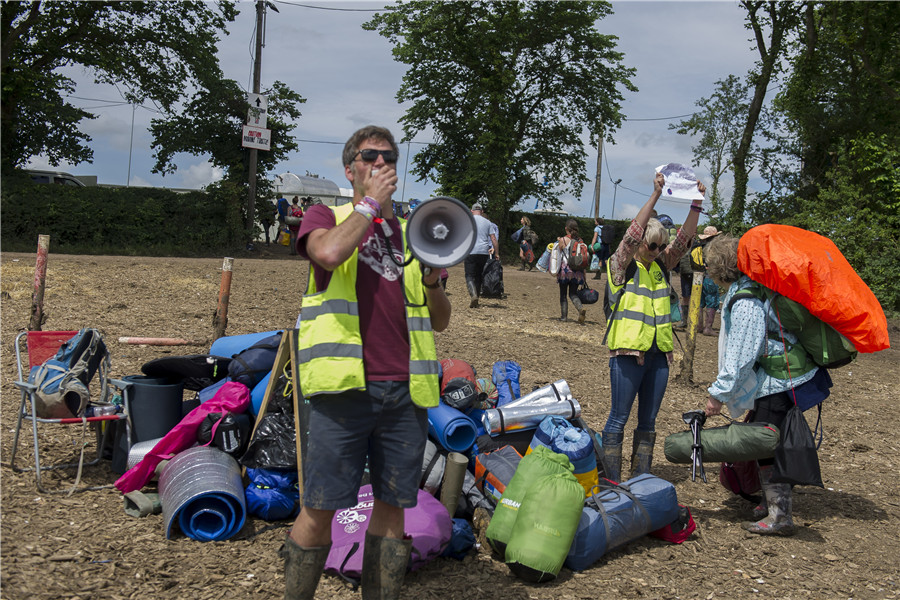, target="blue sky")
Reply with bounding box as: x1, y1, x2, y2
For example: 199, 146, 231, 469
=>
32, 1, 760, 225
